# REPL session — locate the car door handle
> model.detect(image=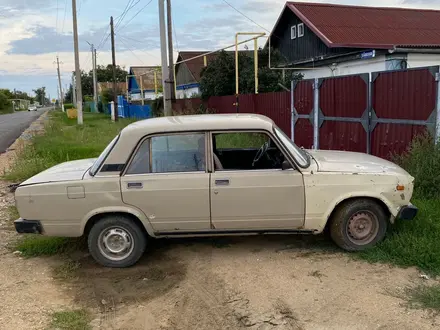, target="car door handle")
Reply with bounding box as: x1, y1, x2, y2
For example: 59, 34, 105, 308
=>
127, 182, 143, 189
215, 179, 230, 186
